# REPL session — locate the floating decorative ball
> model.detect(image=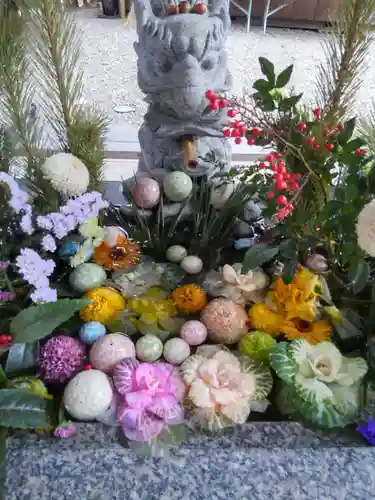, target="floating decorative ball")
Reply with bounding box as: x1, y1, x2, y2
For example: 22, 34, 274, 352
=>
201, 298, 248, 344
63, 370, 113, 421
89, 333, 135, 372
79, 322, 106, 345
180, 255, 203, 274
238, 331, 276, 363
38, 335, 86, 384
59, 237, 82, 260
136, 334, 163, 362
166, 245, 187, 263
80, 287, 126, 325
163, 338, 190, 365
69, 263, 107, 293
131, 177, 161, 209
163, 171, 193, 202
180, 320, 207, 346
